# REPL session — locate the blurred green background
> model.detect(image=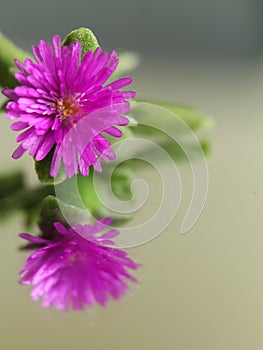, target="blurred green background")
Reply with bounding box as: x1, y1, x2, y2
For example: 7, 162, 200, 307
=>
1, 1, 263, 349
